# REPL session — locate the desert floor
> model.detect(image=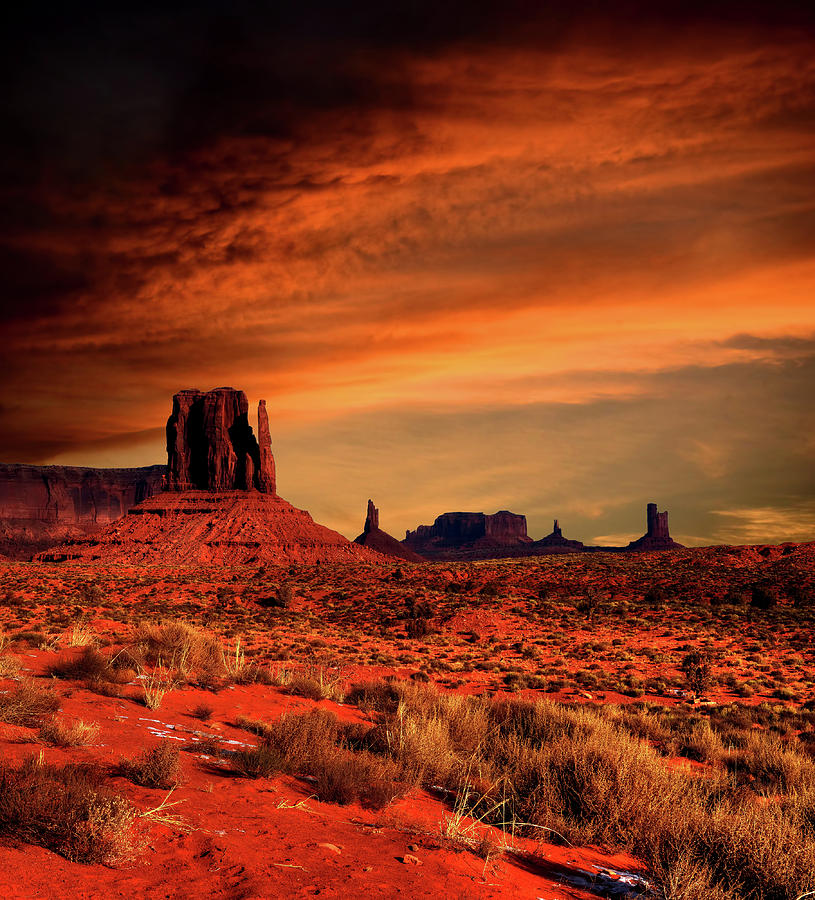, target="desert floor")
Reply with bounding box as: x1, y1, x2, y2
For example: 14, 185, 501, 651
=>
0, 542, 813, 899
